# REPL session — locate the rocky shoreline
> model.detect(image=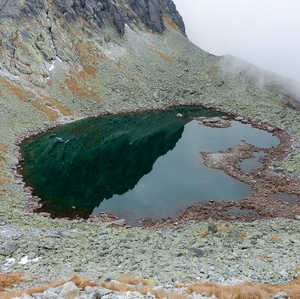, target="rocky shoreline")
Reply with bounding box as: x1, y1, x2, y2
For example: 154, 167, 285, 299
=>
16, 105, 300, 227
